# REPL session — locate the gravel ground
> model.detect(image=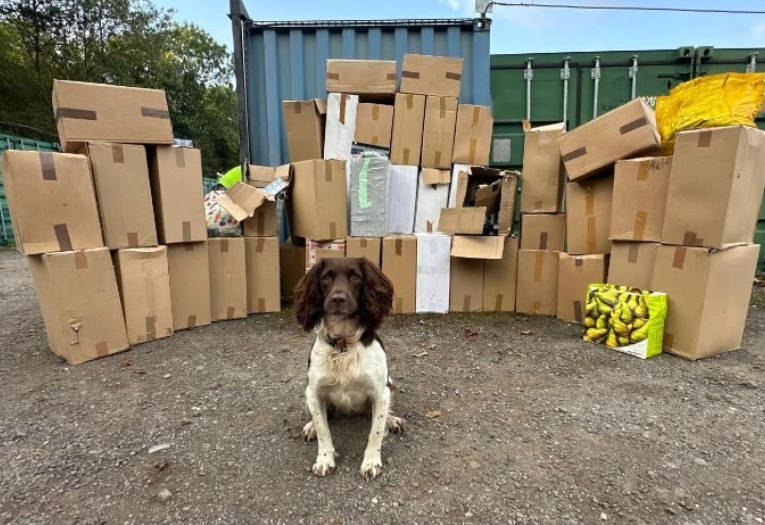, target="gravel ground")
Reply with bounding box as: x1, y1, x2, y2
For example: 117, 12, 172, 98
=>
1, 249, 764, 525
